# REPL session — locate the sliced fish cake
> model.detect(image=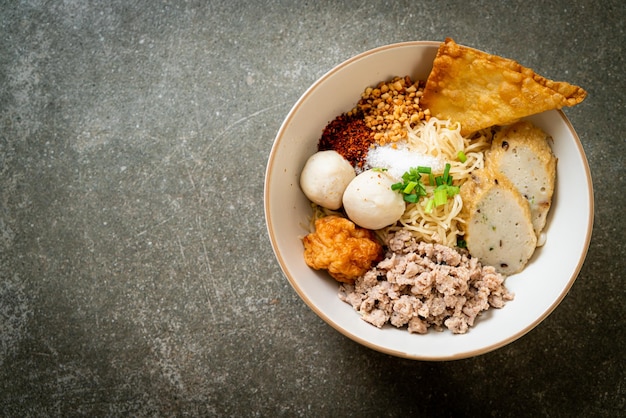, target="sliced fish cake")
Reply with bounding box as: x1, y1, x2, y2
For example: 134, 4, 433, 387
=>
487, 121, 557, 240
460, 168, 537, 275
